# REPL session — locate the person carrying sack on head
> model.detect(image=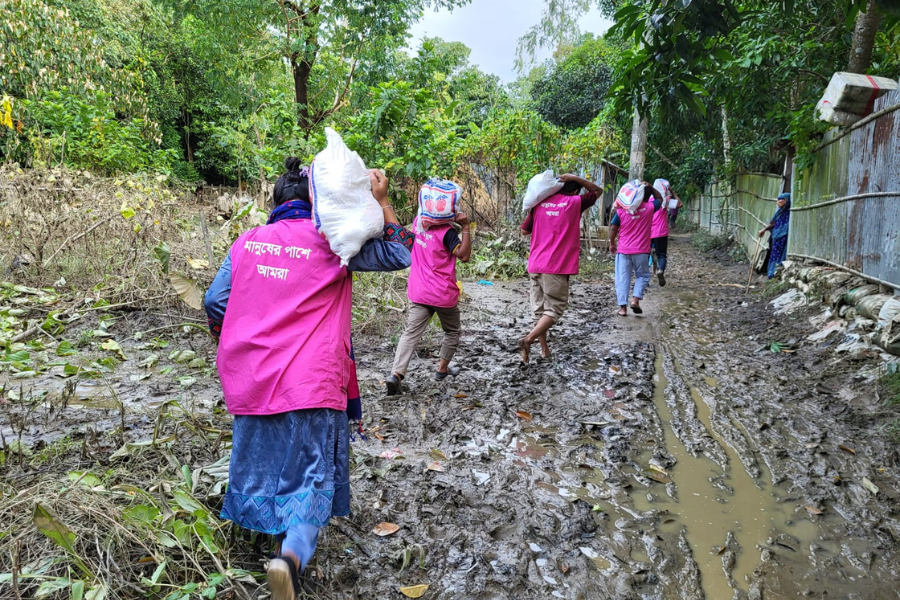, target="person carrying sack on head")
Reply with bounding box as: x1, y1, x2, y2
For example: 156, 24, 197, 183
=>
649, 178, 683, 287
385, 179, 472, 395
609, 180, 664, 317
518, 173, 602, 364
